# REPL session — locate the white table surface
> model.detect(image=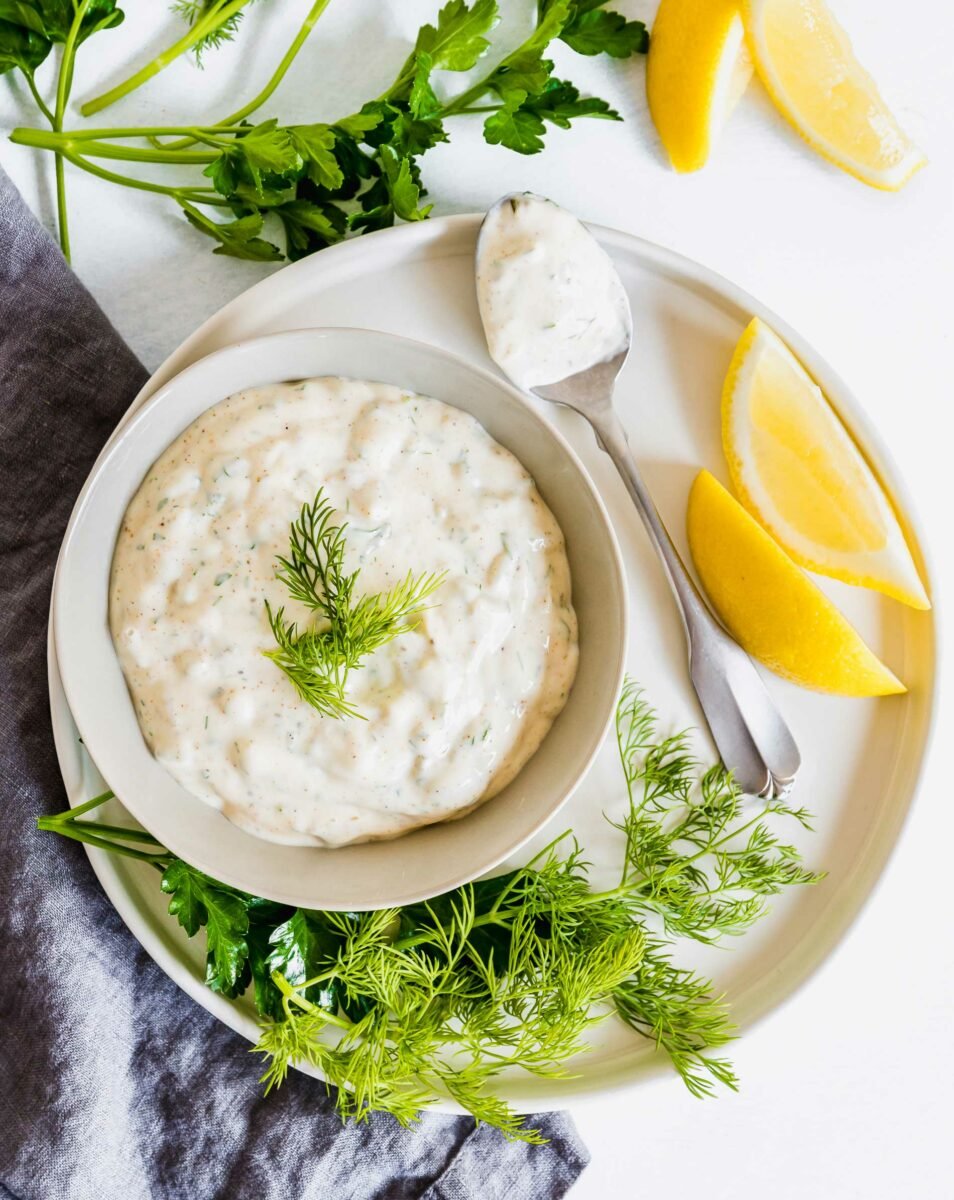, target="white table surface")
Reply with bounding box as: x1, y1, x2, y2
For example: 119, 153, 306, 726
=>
3, 2, 953, 1195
